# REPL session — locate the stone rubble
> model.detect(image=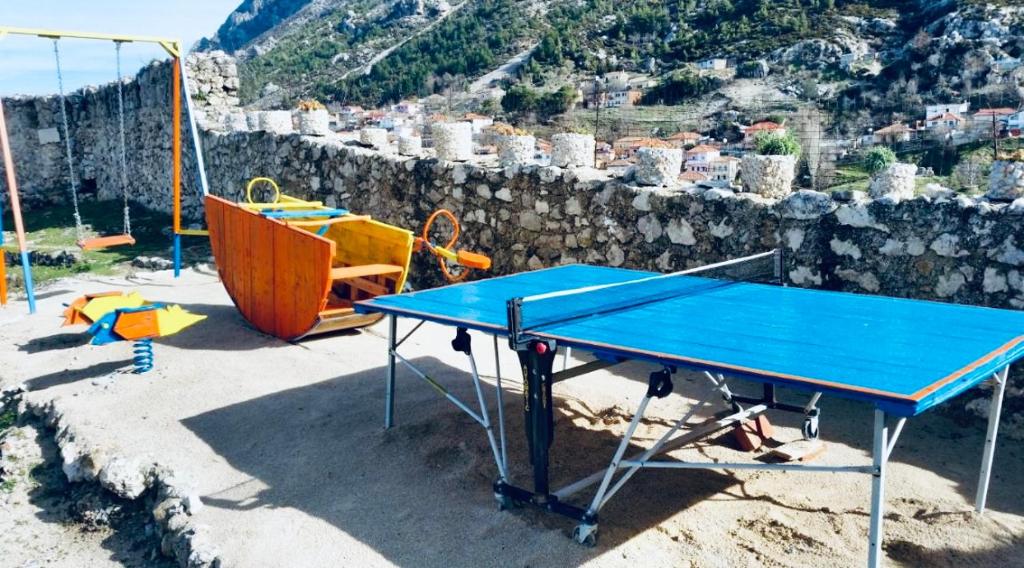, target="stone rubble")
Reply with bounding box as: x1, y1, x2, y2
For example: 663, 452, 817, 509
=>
16, 395, 221, 568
